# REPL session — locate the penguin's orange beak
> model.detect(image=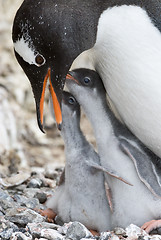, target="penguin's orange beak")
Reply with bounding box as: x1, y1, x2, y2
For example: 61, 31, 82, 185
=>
39, 68, 62, 132
66, 72, 80, 85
